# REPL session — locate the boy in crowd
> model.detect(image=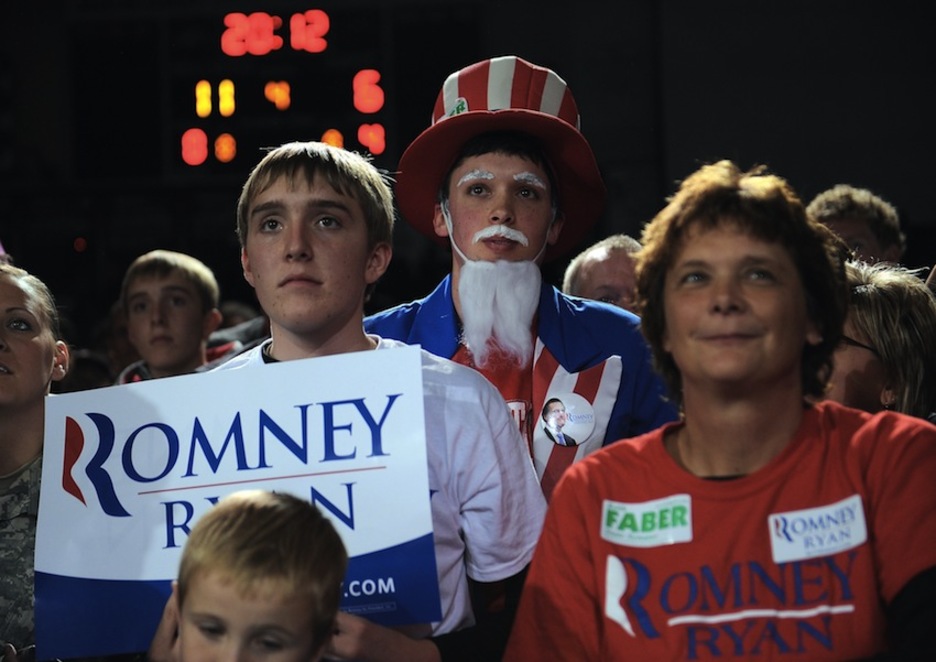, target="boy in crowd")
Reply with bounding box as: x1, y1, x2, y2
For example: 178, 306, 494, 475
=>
150, 141, 546, 661
117, 250, 234, 382
806, 183, 905, 264
152, 489, 347, 662
364, 57, 675, 499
